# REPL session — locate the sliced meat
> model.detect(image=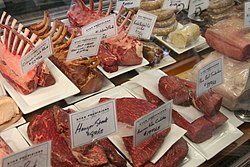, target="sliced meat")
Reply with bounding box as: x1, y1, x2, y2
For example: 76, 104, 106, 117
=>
205, 111, 228, 129
143, 87, 164, 107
